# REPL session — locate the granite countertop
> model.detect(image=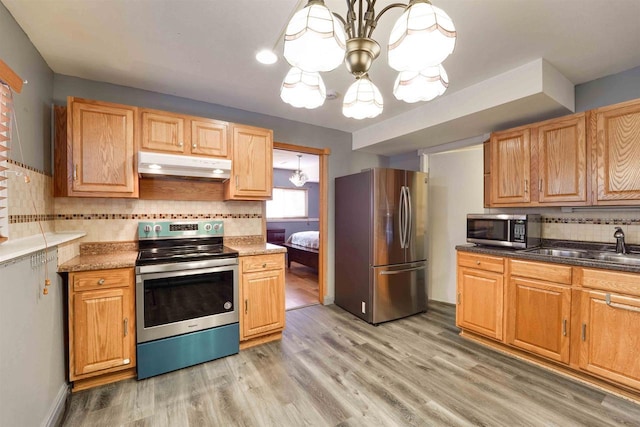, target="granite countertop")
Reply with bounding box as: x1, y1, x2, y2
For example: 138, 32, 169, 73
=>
226, 243, 287, 256
456, 240, 640, 274
58, 242, 138, 273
